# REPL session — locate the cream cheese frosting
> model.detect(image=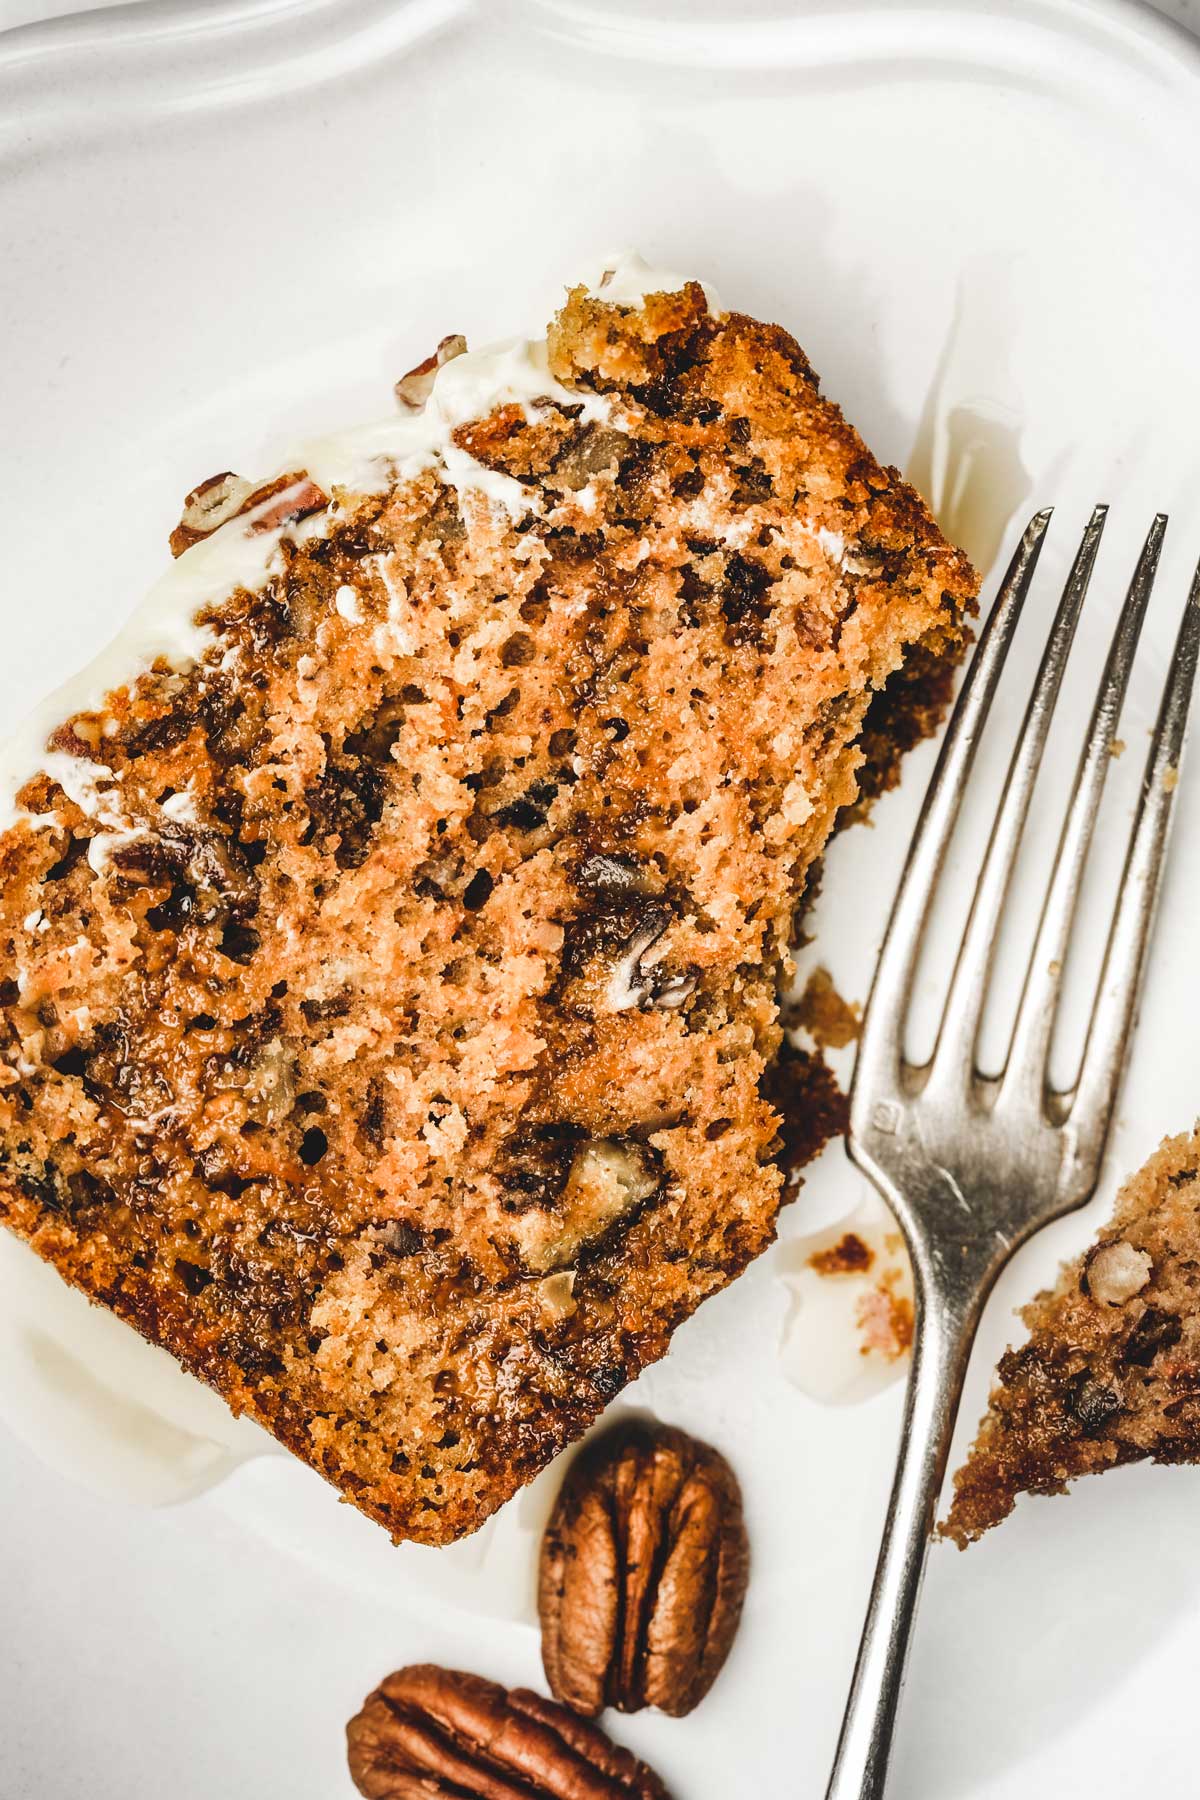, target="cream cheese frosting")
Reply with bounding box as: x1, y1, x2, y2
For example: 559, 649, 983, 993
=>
0, 251, 719, 833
